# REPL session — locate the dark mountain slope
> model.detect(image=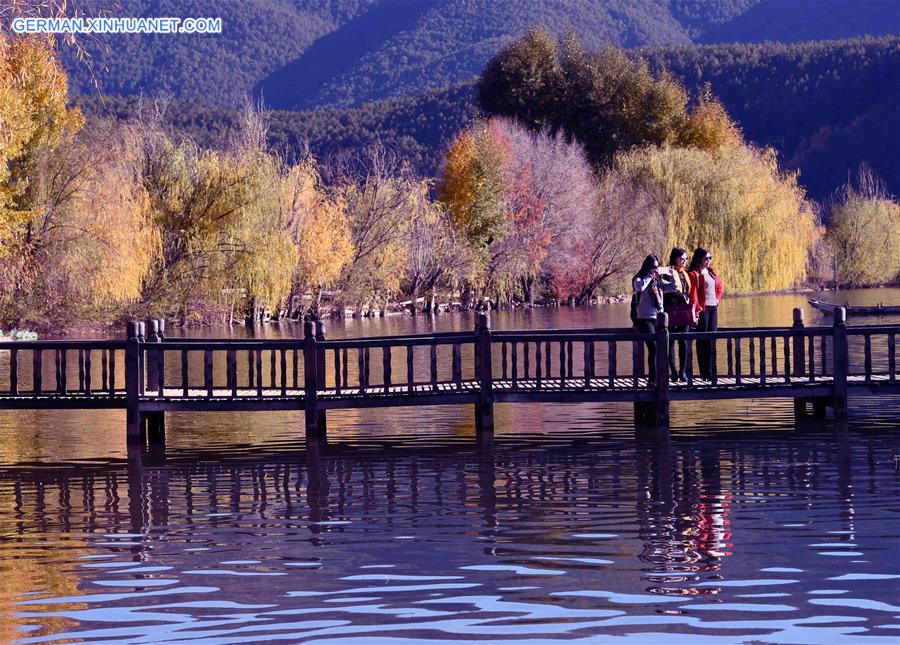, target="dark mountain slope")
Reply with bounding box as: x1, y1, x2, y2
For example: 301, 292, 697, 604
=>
63, 0, 897, 109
